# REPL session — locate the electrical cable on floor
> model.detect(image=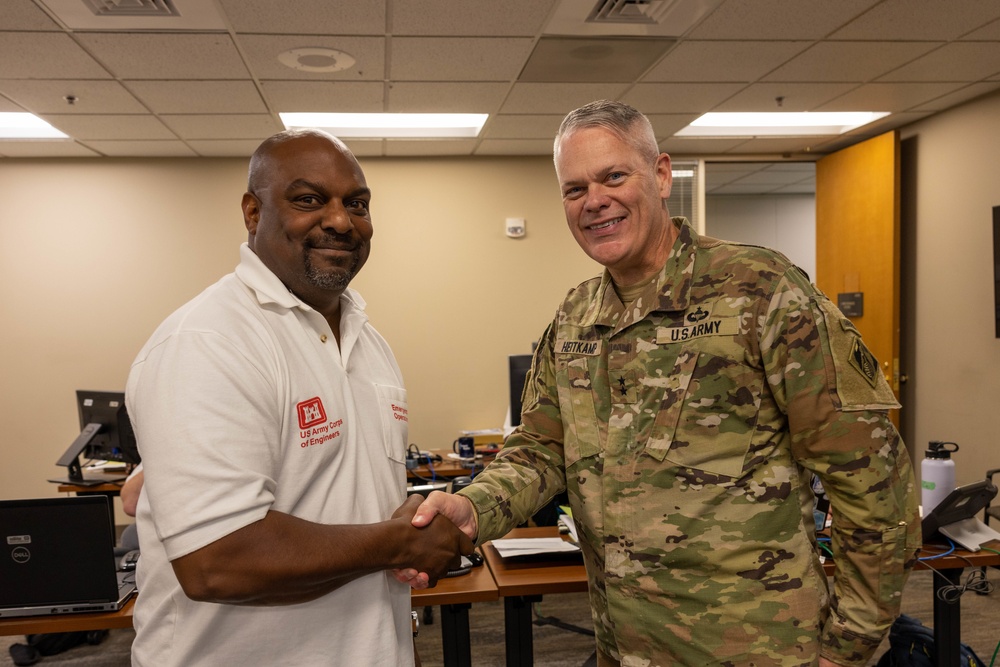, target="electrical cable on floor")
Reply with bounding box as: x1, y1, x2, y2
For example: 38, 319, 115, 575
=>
532, 602, 595, 637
